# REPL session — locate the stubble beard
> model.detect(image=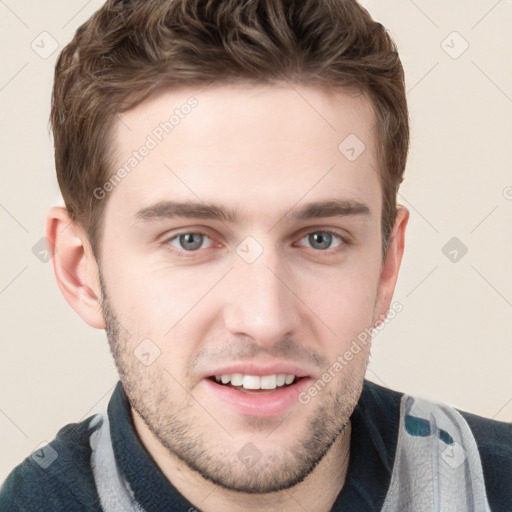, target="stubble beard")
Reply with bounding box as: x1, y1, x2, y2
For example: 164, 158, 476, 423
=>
99, 276, 365, 494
